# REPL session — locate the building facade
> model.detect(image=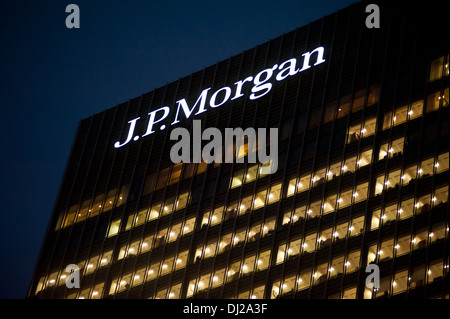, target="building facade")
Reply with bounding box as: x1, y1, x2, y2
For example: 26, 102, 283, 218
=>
28, 0, 449, 299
